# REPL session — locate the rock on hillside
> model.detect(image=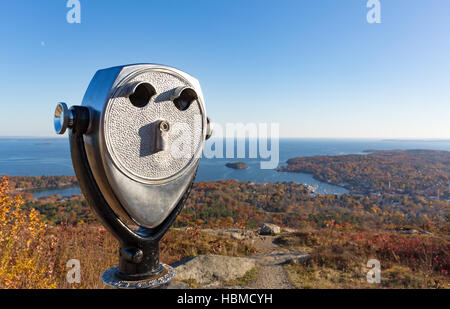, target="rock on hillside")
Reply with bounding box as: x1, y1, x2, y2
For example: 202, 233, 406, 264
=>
259, 223, 281, 235
173, 255, 256, 286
